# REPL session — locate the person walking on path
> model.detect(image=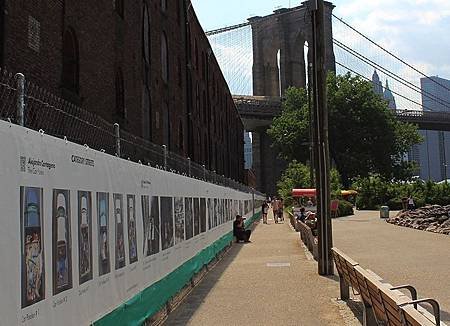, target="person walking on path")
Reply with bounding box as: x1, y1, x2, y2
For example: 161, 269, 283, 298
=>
278, 198, 284, 222
272, 198, 279, 223
261, 201, 269, 224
